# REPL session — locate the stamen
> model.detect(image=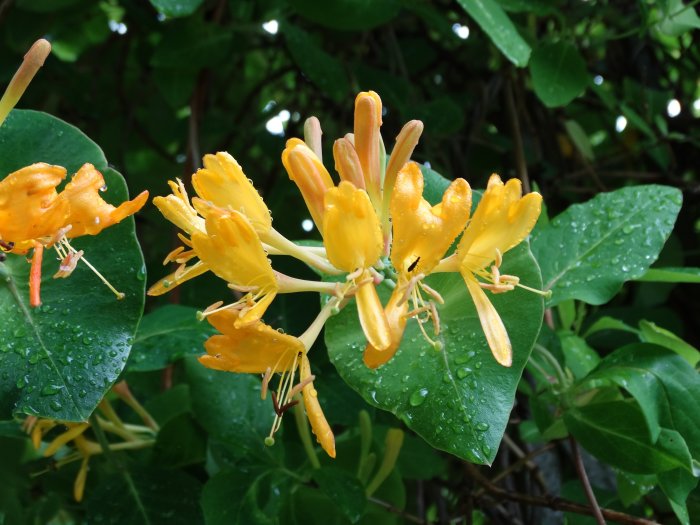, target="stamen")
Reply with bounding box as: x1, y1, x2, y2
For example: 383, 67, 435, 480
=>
494, 248, 503, 268
53, 249, 84, 278
396, 272, 426, 307
419, 282, 444, 304
429, 301, 440, 335
288, 374, 315, 399
261, 367, 272, 400
58, 238, 125, 299
346, 268, 363, 281
227, 283, 260, 293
